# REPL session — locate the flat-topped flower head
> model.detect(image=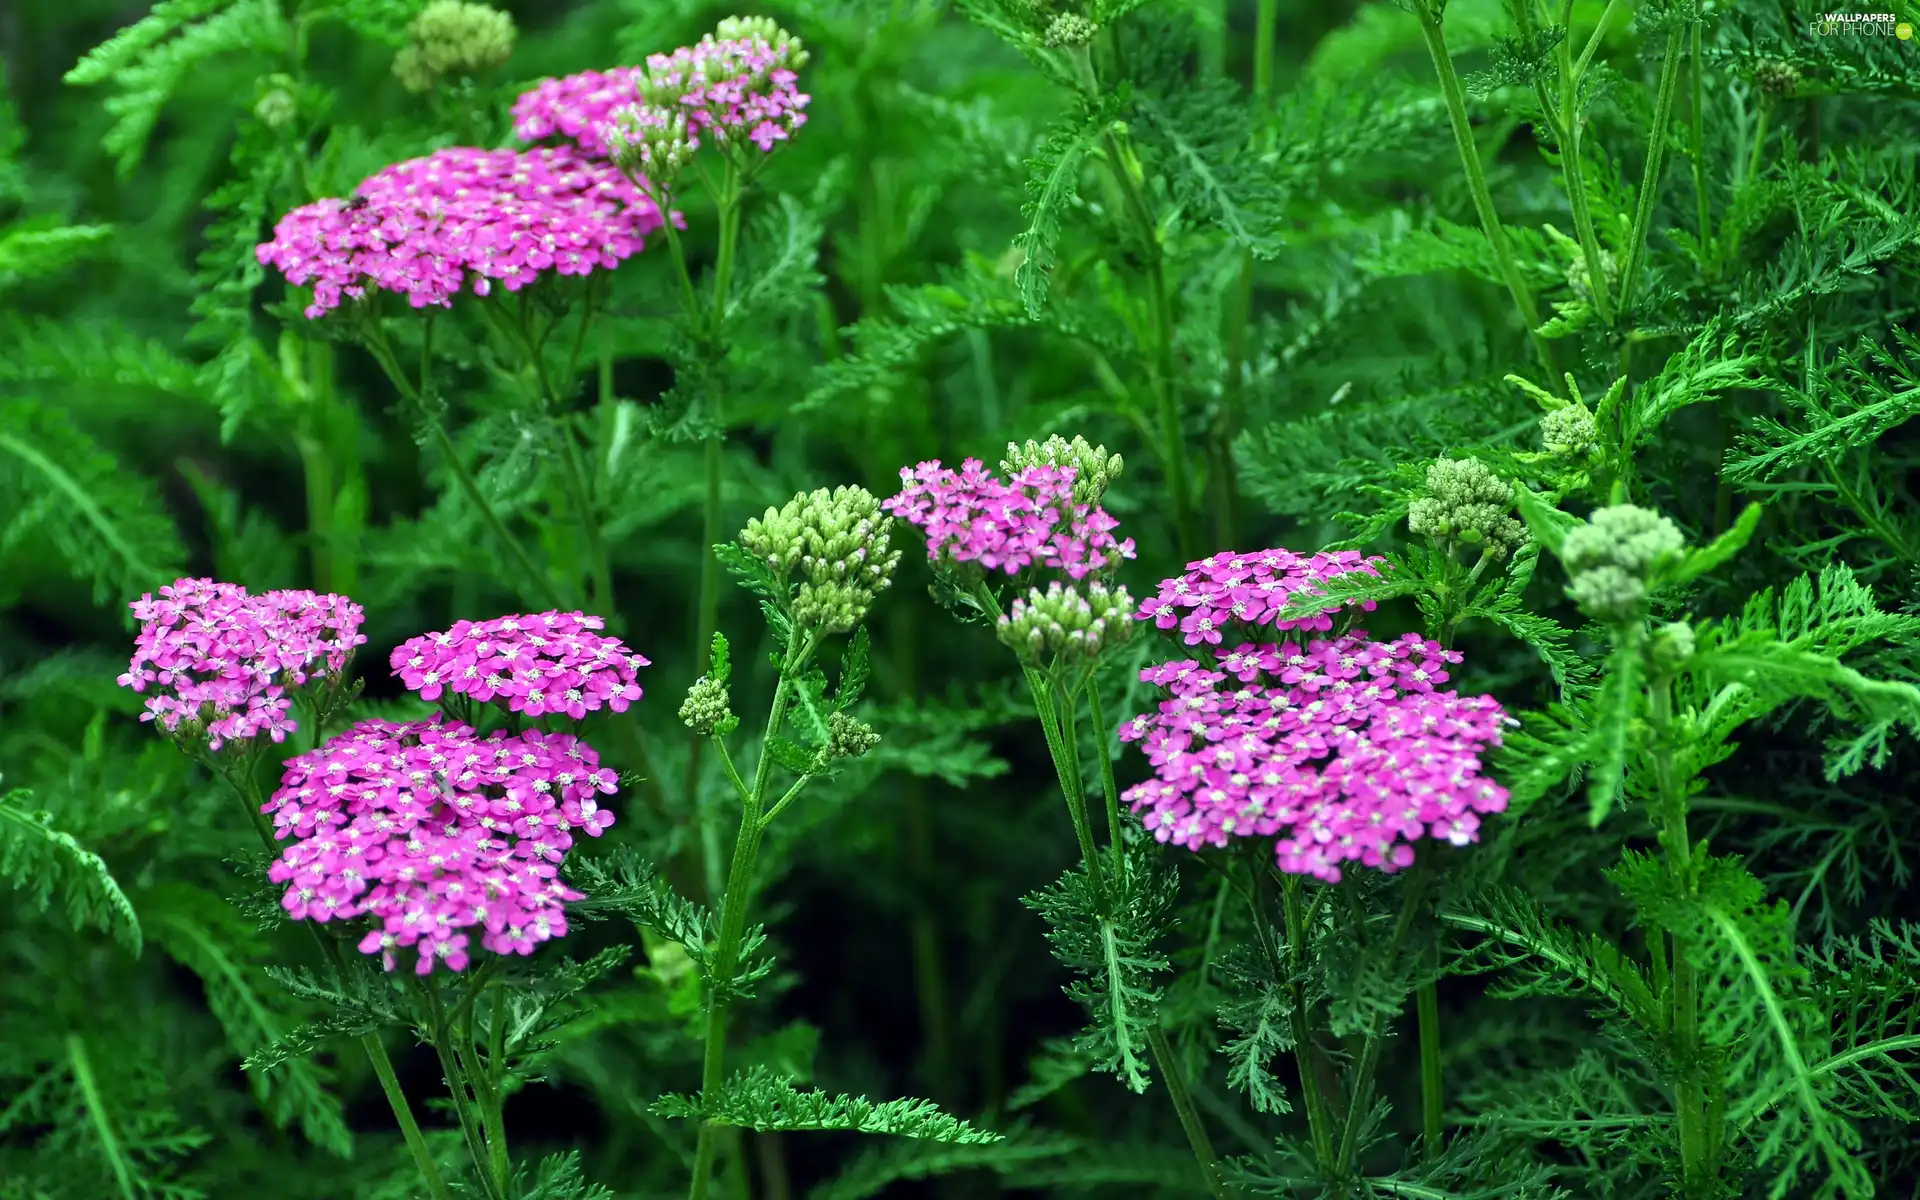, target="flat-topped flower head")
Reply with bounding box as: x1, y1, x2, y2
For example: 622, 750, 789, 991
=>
390, 610, 649, 718
511, 66, 646, 158
256, 145, 665, 319
740, 485, 901, 634
117, 578, 367, 752
263, 717, 618, 974
1134, 546, 1386, 645
1560, 504, 1687, 625
1407, 458, 1526, 561
1118, 630, 1510, 882
884, 456, 1136, 582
